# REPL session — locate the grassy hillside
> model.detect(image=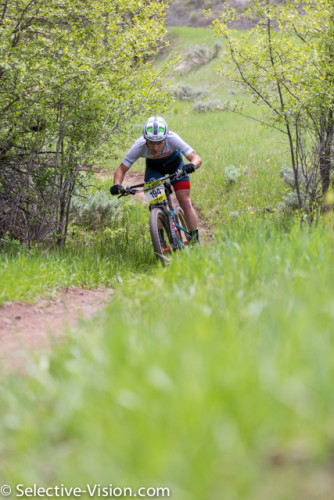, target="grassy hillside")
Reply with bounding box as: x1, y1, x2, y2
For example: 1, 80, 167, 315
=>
166, 0, 286, 27
108, 26, 288, 227
1, 26, 289, 303
1, 26, 334, 500
2, 221, 334, 499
